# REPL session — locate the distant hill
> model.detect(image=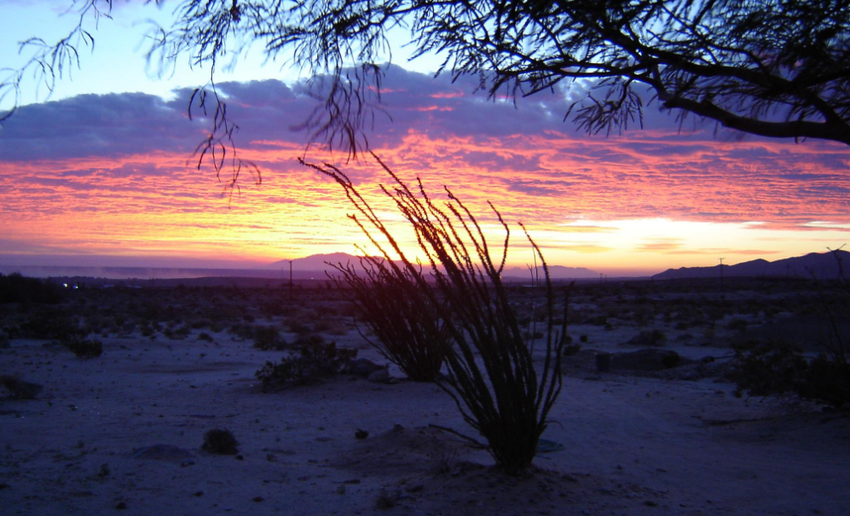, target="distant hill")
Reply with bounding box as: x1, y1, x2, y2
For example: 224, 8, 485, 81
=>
268, 253, 366, 271
500, 265, 599, 280
269, 253, 599, 279
652, 250, 850, 281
